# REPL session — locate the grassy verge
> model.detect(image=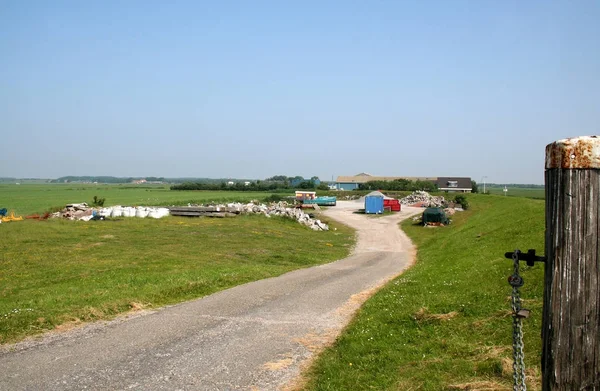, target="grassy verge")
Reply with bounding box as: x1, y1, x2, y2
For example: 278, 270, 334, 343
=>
485, 187, 545, 199
302, 194, 545, 390
0, 184, 292, 215
0, 214, 354, 344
